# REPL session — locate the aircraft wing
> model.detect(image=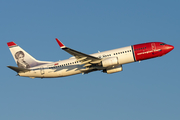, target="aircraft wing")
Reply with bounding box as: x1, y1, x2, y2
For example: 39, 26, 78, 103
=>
56, 38, 102, 67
